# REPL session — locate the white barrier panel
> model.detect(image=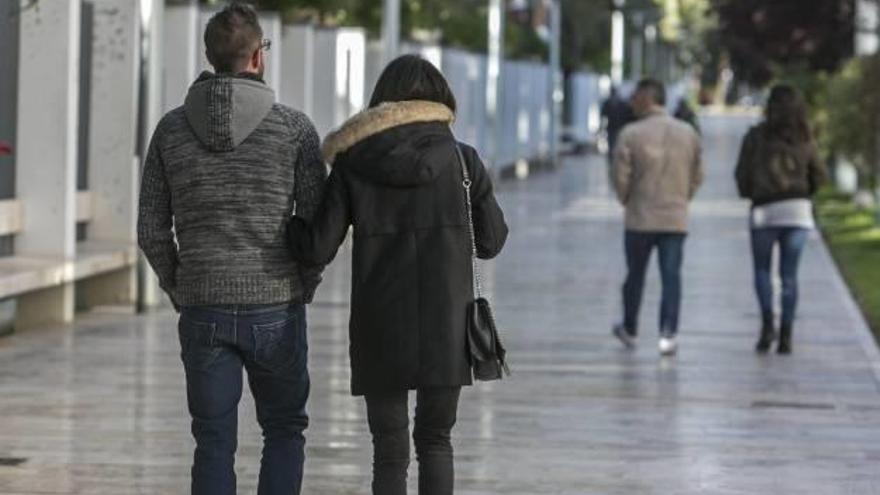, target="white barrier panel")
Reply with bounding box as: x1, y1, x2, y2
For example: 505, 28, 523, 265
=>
163, 2, 199, 111
442, 48, 488, 155
280, 24, 314, 115
311, 28, 366, 137
496, 60, 554, 166
566, 72, 602, 142
363, 41, 384, 107
261, 13, 283, 96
